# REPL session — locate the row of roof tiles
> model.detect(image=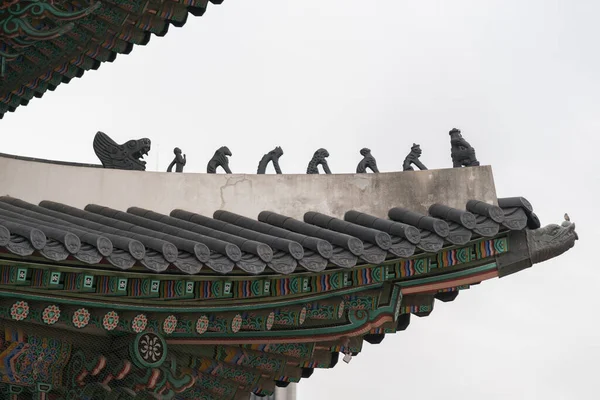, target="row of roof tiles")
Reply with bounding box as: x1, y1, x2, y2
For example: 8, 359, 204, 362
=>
0, 197, 539, 275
